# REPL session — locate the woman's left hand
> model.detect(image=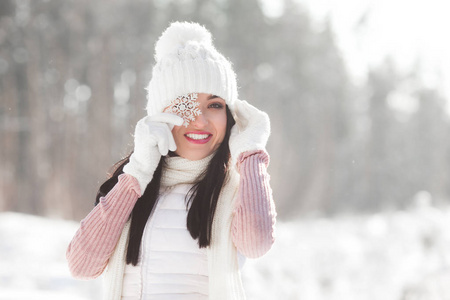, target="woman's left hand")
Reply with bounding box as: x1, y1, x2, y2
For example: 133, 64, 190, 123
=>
229, 99, 271, 166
